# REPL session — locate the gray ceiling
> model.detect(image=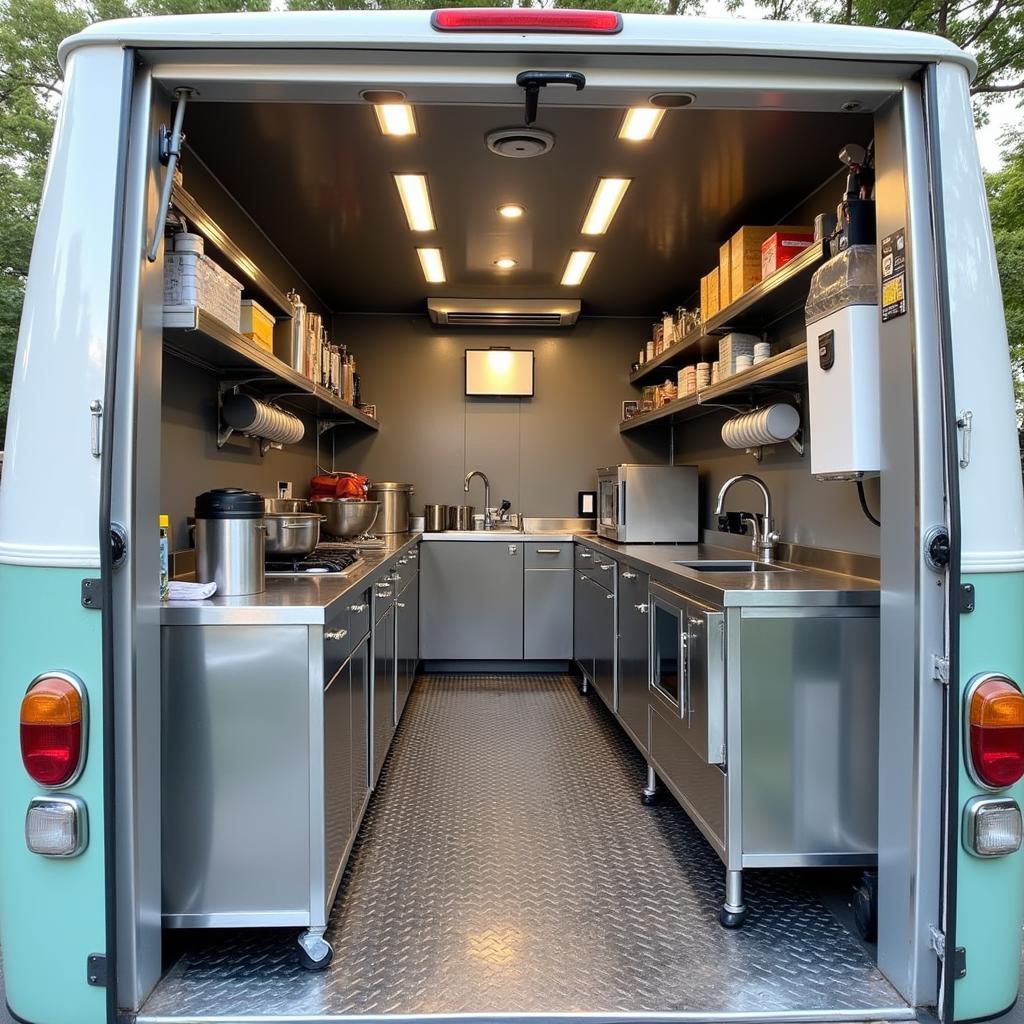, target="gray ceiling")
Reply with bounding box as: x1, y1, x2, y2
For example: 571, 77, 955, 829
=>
184, 102, 869, 316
